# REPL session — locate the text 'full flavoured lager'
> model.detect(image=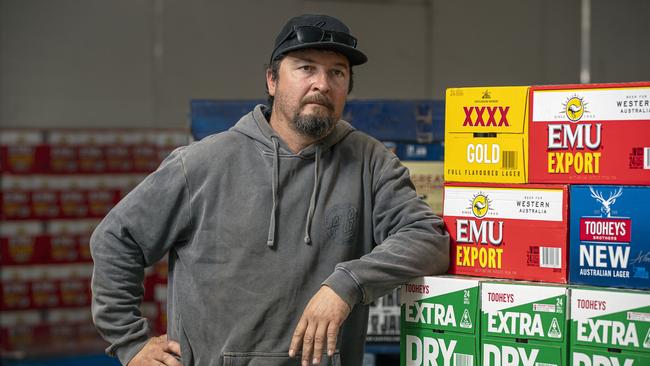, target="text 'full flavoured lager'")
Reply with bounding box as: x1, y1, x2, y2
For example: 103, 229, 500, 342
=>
445, 86, 530, 184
